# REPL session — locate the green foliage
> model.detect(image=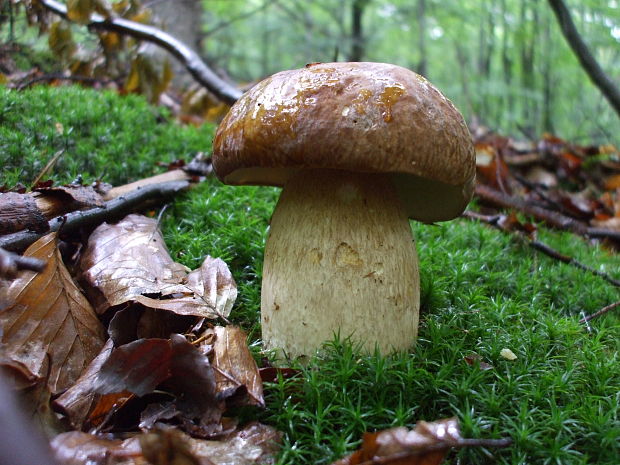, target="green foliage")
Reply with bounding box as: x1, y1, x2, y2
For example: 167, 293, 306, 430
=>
201, 0, 620, 145
0, 85, 214, 187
